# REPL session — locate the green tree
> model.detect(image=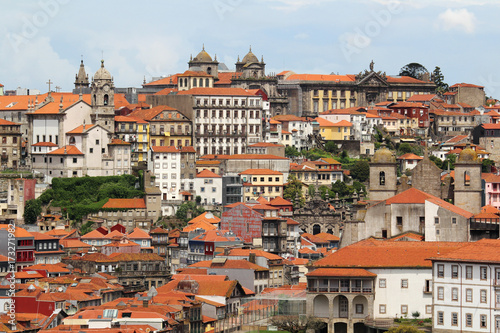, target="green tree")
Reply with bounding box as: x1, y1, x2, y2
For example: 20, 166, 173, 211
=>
432, 66, 449, 94
308, 184, 316, 197
285, 146, 300, 158
399, 63, 428, 80
23, 199, 42, 224
429, 155, 443, 169
387, 325, 424, 333
398, 143, 413, 155
325, 141, 338, 154
176, 201, 205, 223
350, 160, 370, 182
331, 180, 350, 198
482, 159, 495, 173
444, 154, 457, 170
270, 315, 326, 333
80, 221, 94, 235
283, 175, 305, 207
